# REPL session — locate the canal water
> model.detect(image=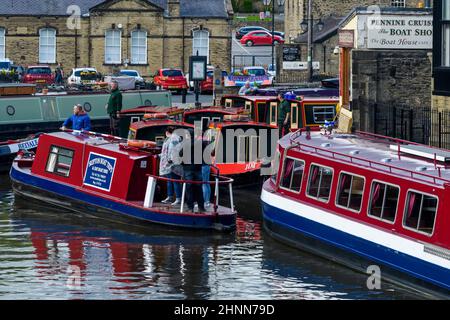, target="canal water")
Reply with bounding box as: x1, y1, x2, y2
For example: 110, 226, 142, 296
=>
0, 174, 424, 300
